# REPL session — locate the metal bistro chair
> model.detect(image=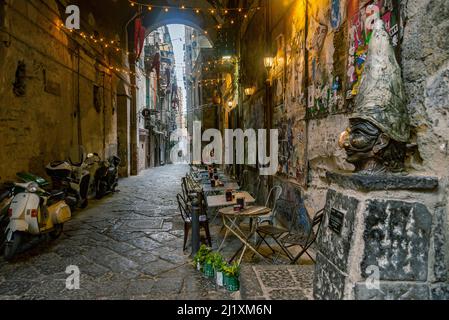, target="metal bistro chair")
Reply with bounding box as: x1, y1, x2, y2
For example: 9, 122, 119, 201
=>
177, 193, 212, 251
254, 198, 324, 264
255, 185, 283, 227
182, 176, 202, 201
